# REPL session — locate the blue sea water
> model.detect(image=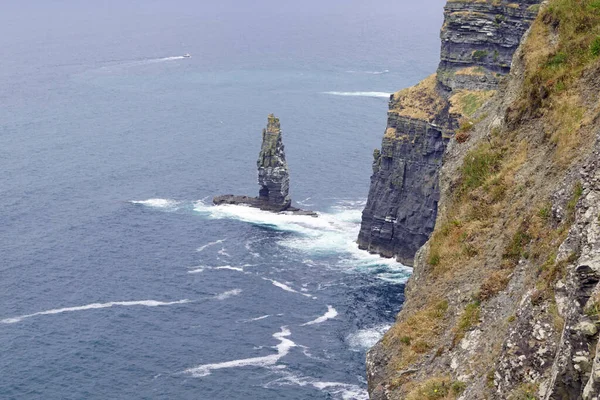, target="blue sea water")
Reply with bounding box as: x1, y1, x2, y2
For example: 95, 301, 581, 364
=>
0, 1, 444, 399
